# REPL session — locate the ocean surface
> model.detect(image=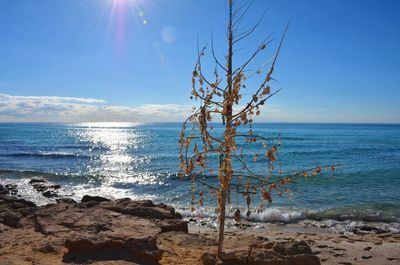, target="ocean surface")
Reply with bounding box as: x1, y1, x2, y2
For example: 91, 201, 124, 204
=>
1, 122, 399, 232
